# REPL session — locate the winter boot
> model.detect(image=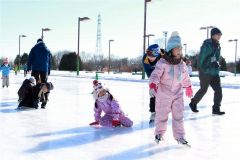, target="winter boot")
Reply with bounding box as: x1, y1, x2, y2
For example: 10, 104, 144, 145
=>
212, 108, 225, 115
189, 102, 199, 112
155, 134, 164, 144
41, 102, 47, 109
149, 112, 156, 124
